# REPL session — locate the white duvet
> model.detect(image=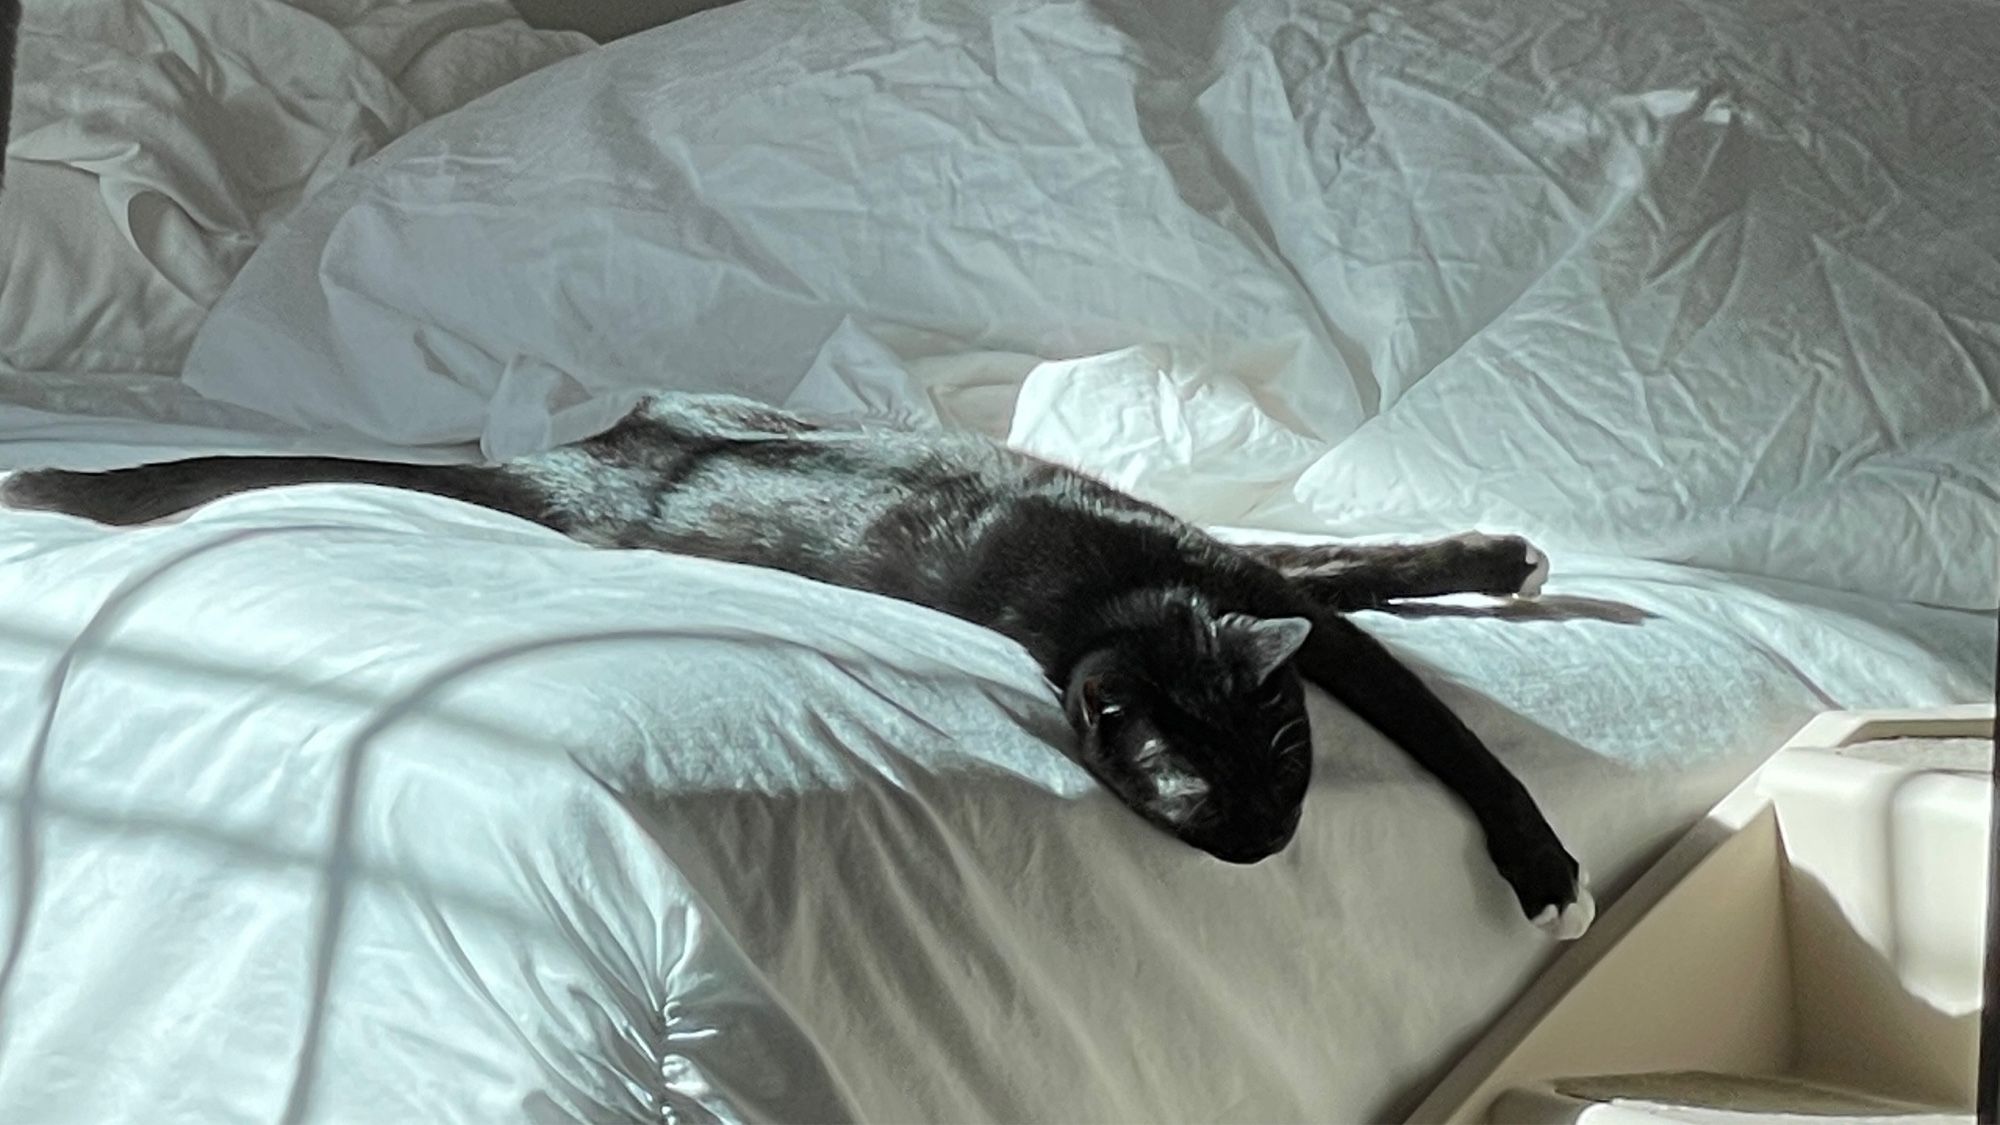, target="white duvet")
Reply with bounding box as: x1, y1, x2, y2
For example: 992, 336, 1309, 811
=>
0, 485, 1986, 1123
